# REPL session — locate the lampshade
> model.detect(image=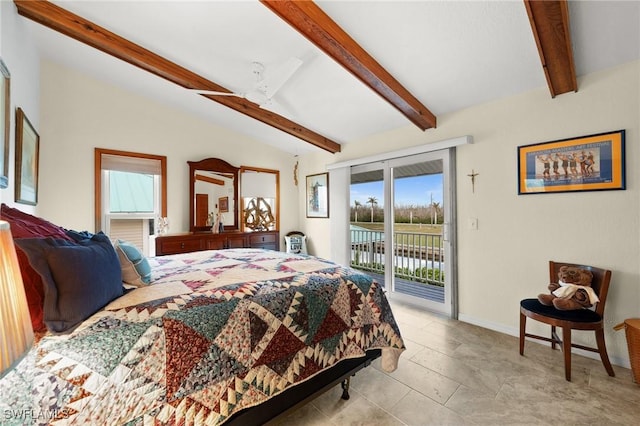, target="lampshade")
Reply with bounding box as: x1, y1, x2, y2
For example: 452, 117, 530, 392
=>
241, 171, 276, 199
0, 220, 34, 377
